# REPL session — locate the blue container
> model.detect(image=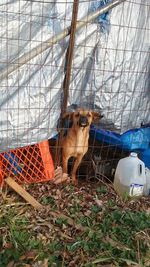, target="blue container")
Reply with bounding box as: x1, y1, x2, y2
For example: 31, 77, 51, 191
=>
140, 149, 150, 169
